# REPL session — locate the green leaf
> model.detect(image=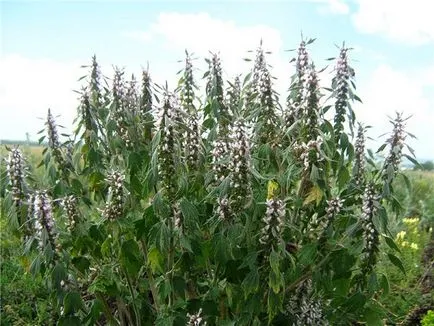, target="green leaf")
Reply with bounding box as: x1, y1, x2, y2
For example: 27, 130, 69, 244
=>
387, 253, 406, 275
63, 291, 84, 315
213, 234, 230, 264
85, 298, 104, 324
338, 166, 350, 189
71, 257, 90, 274
58, 316, 81, 326
342, 292, 366, 313
180, 235, 193, 253
180, 198, 199, 230
332, 278, 350, 297
403, 154, 420, 168
242, 268, 259, 297
267, 290, 282, 322
52, 262, 67, 289
147, 246, 164, 273
238, 251, 258, 270
268, 270, 283, 294
298, 243, 317, 266
269, 249, 280, 274
383, 235, 401, 253
379, 273, 390, 296
376, 143, 387, 153
363, 308, 383, 326
173, 276, 186, 299
101, 237, 112, 257
303, 185, 323, 206
120, 239, 142, 277
159, 278, 172, 300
